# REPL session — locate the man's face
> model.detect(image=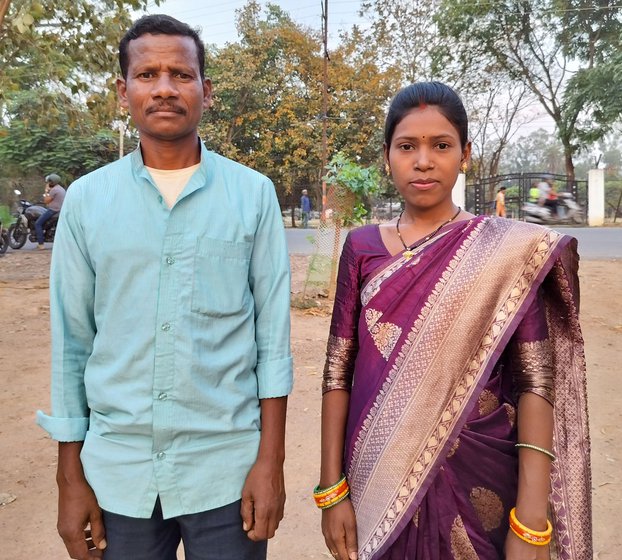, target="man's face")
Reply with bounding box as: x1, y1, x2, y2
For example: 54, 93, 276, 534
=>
116, 34, 211, 144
